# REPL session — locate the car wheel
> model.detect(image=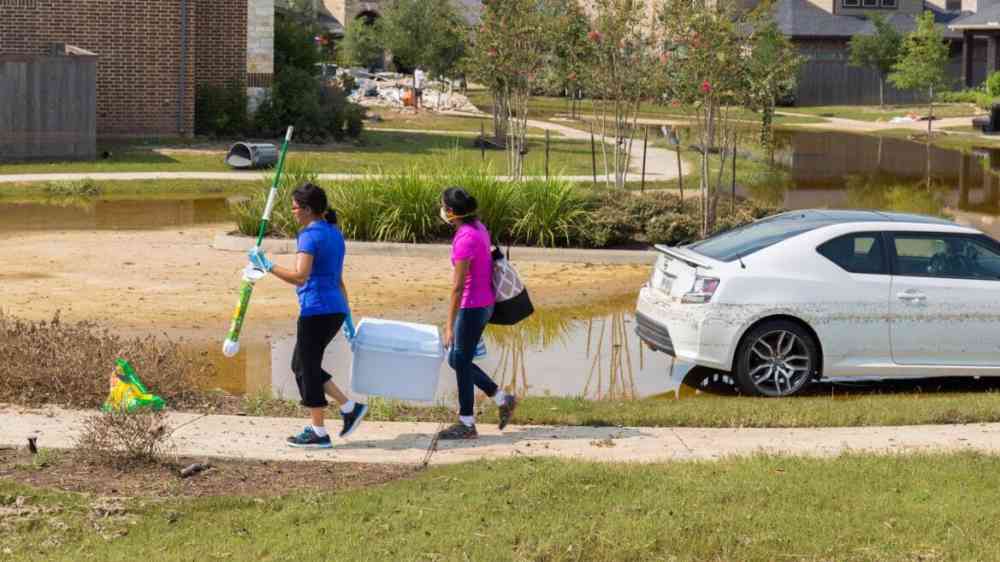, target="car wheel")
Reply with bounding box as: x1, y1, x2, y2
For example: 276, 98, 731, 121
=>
735, 320, 819, 397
